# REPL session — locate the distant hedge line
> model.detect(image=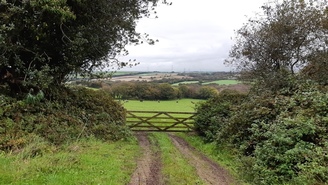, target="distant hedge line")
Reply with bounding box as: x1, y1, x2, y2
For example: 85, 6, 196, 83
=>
106, 82, 220, 100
